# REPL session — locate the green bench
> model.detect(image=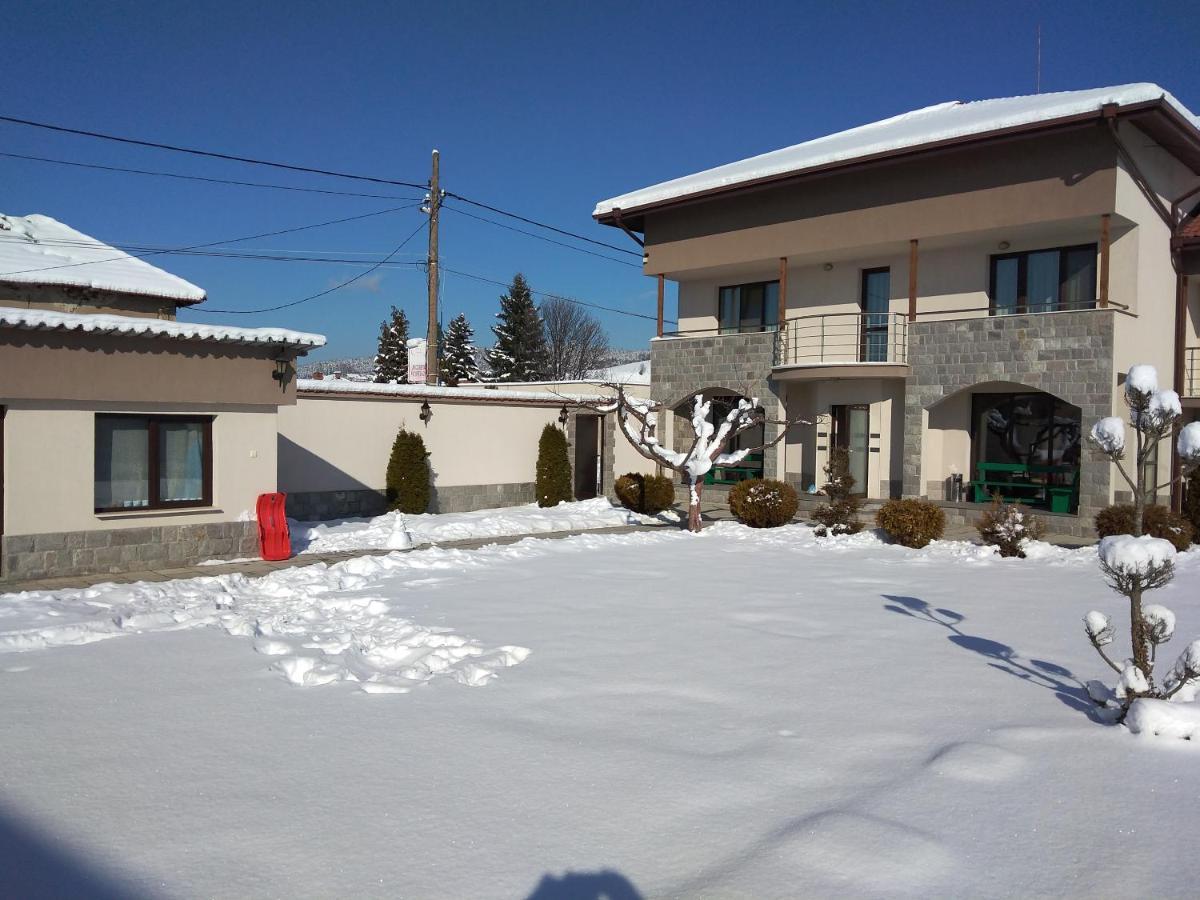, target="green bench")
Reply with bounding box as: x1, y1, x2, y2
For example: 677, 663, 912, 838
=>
705, 452, 765, 486
970, 462, 1079, 513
